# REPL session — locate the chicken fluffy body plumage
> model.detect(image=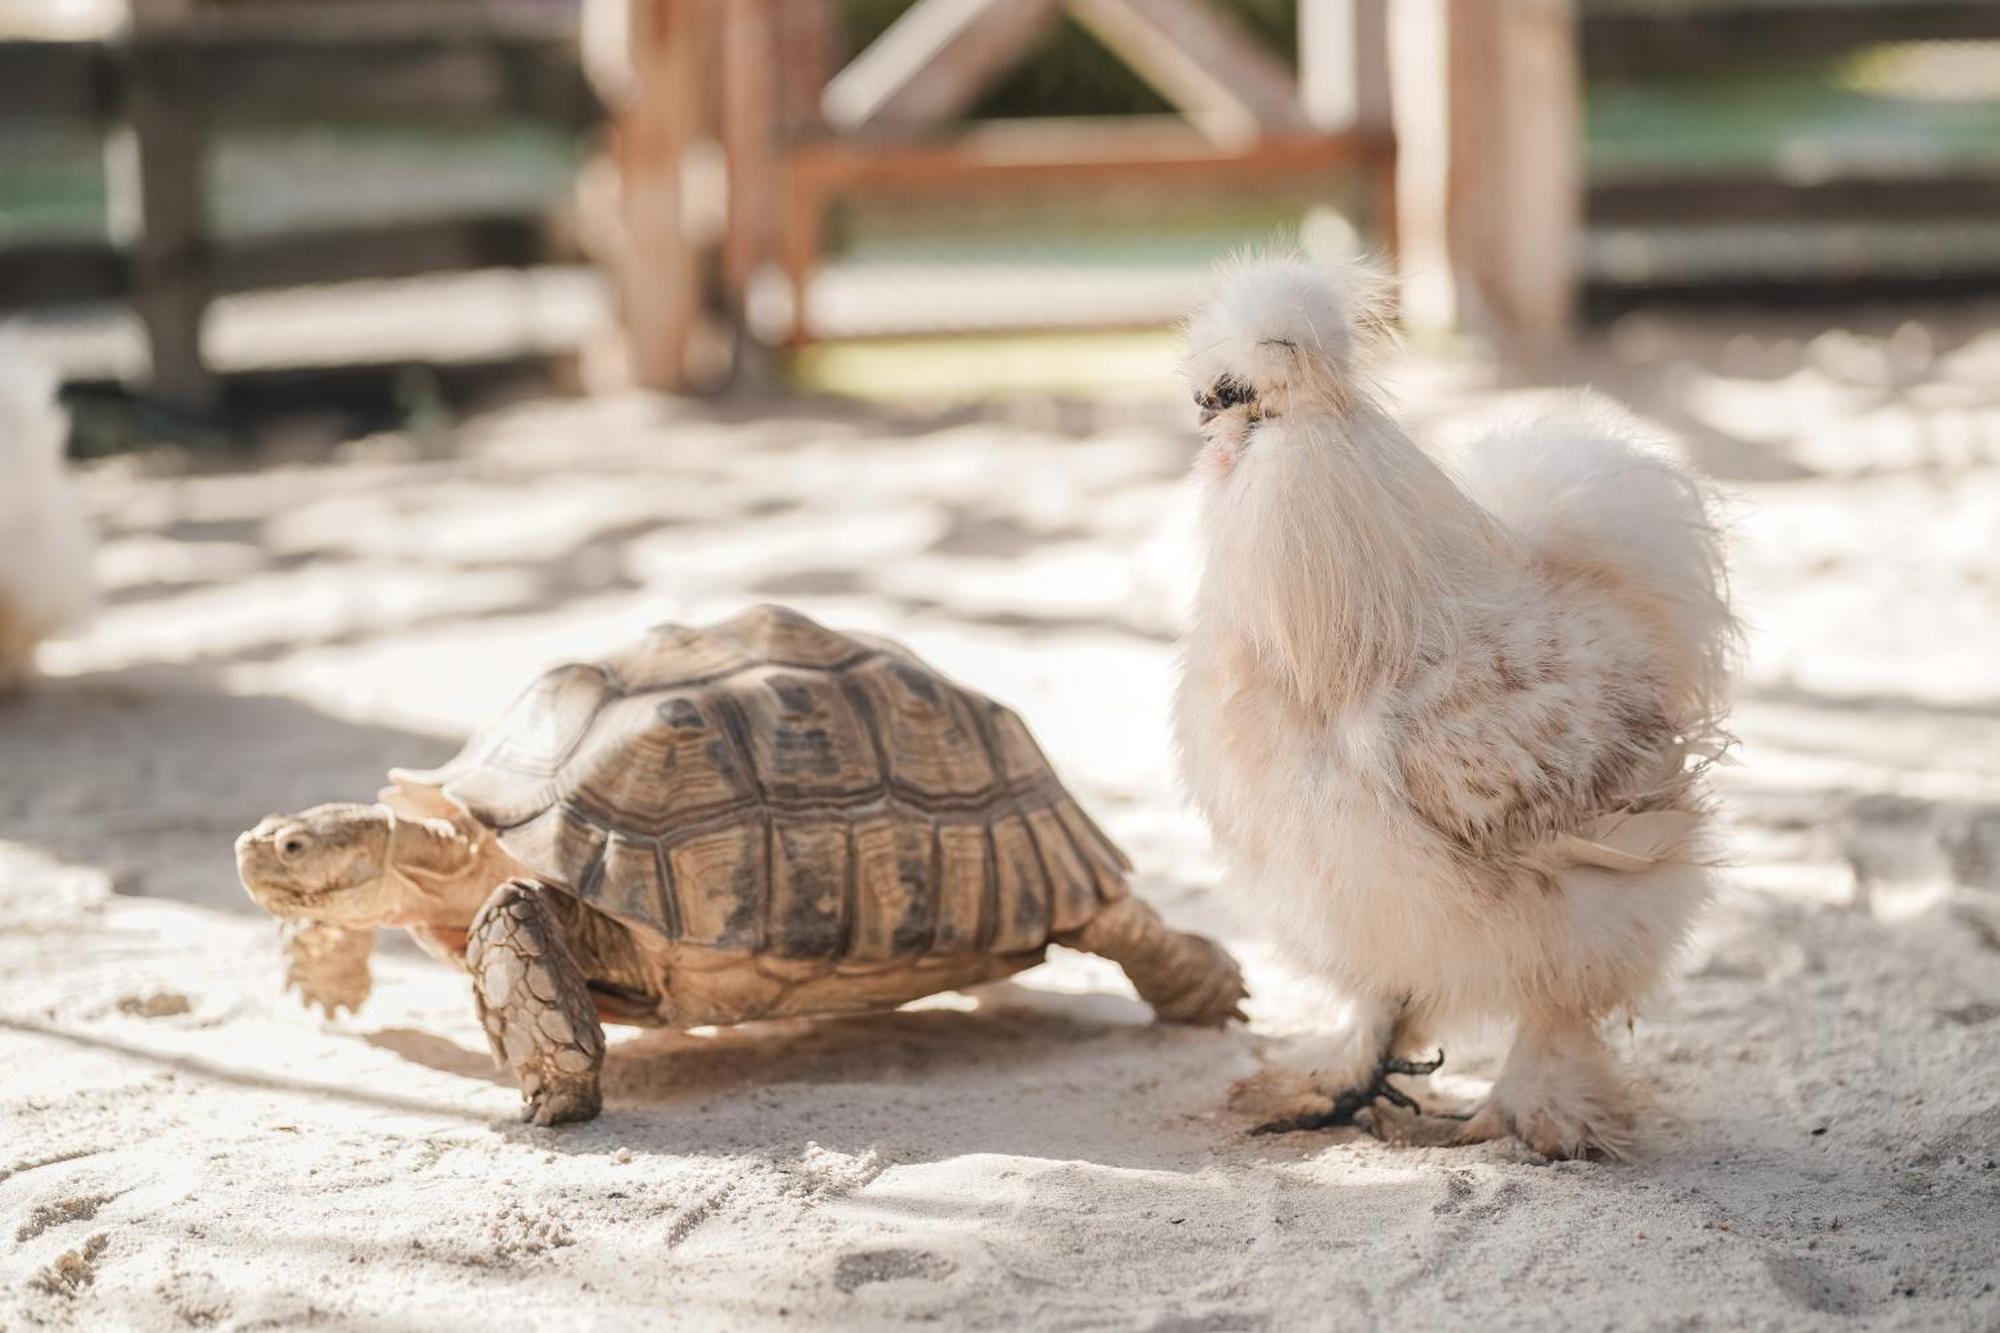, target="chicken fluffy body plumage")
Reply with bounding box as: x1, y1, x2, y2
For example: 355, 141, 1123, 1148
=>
1175, 260, 1736, 1158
